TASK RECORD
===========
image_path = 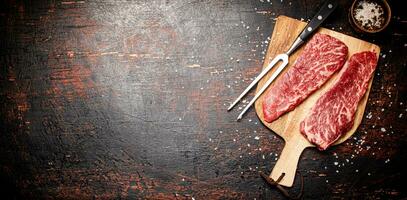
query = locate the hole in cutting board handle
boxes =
[270,138,308,187]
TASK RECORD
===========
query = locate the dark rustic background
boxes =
[0,0,405,199]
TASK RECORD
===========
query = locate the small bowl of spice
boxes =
[349,0,391,33]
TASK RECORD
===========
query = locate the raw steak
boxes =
[300,51,378,150]
[262,33,348,123]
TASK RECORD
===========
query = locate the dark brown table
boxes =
[1,0,405,199]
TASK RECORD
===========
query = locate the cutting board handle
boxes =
[270,137,308,187]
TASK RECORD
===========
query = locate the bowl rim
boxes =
[350,0,391,33]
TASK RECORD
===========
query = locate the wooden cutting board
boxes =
[254,16,380,187]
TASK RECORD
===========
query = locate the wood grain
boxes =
[254,16,380,187]
[0,0,405,199]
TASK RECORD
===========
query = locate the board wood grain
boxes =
[254,16,380,187]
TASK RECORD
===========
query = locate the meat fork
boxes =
[227,0,338,120]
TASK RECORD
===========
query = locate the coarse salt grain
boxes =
[354,1,385,30]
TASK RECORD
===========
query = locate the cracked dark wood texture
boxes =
[0,0,405,199]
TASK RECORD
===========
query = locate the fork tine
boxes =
[228,55,283,111]
[237,54,288,120]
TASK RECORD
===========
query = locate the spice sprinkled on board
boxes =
[353,0,386,31]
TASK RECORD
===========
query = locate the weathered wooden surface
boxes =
[0,0,405,199]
